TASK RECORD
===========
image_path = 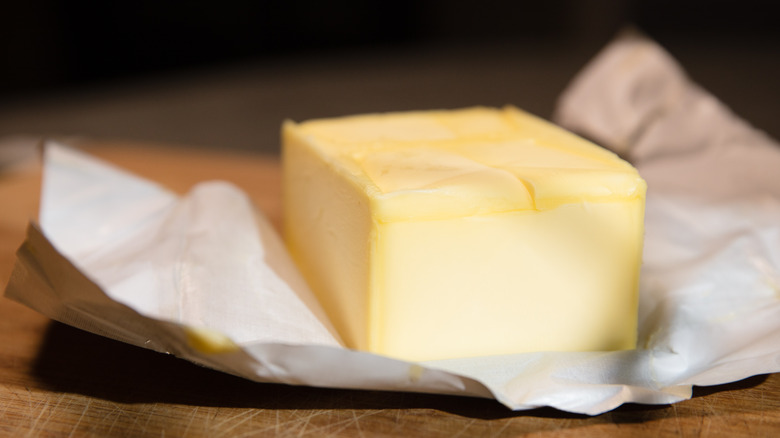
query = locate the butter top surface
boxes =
[289,106,645,221]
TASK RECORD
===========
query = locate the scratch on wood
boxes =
[183,406,200,437]
[219,409,262,437]
[323,409,382,437]
[295,409,313,437]
[252,409,328,437]
[321,411,360,436]
[491,416,514,438]
[68,397,90,438]
[270,409,319,437]
[352,410,364,438]
[27,392,59,433]
[451,418,477,438]
[671,403,683,436]
[102,400,146,435]
[203,407,262,437]
[262,409,314,436]
[275,408,285,436]
[106,402,123,436]
[140,402,159,435]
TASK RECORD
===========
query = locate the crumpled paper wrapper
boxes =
[5,34,780,415]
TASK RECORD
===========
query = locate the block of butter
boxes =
[282,106,646,362]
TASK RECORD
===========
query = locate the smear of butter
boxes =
[185,326,240,354]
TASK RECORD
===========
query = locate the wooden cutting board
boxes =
[1,141,778,436]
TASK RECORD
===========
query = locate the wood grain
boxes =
[1,142,779,437]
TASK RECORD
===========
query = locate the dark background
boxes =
[1,0,778,151]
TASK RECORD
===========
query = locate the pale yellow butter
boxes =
[282,106,645,362]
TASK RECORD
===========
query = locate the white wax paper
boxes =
[5,34,780,415]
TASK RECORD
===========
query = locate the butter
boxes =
[282,106,646,362]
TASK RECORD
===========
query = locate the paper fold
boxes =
[5,34,780,415]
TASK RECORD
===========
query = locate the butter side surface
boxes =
[282,106,646,362]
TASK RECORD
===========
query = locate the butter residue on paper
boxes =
[186,326,240,354]
[283,106,646,362]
